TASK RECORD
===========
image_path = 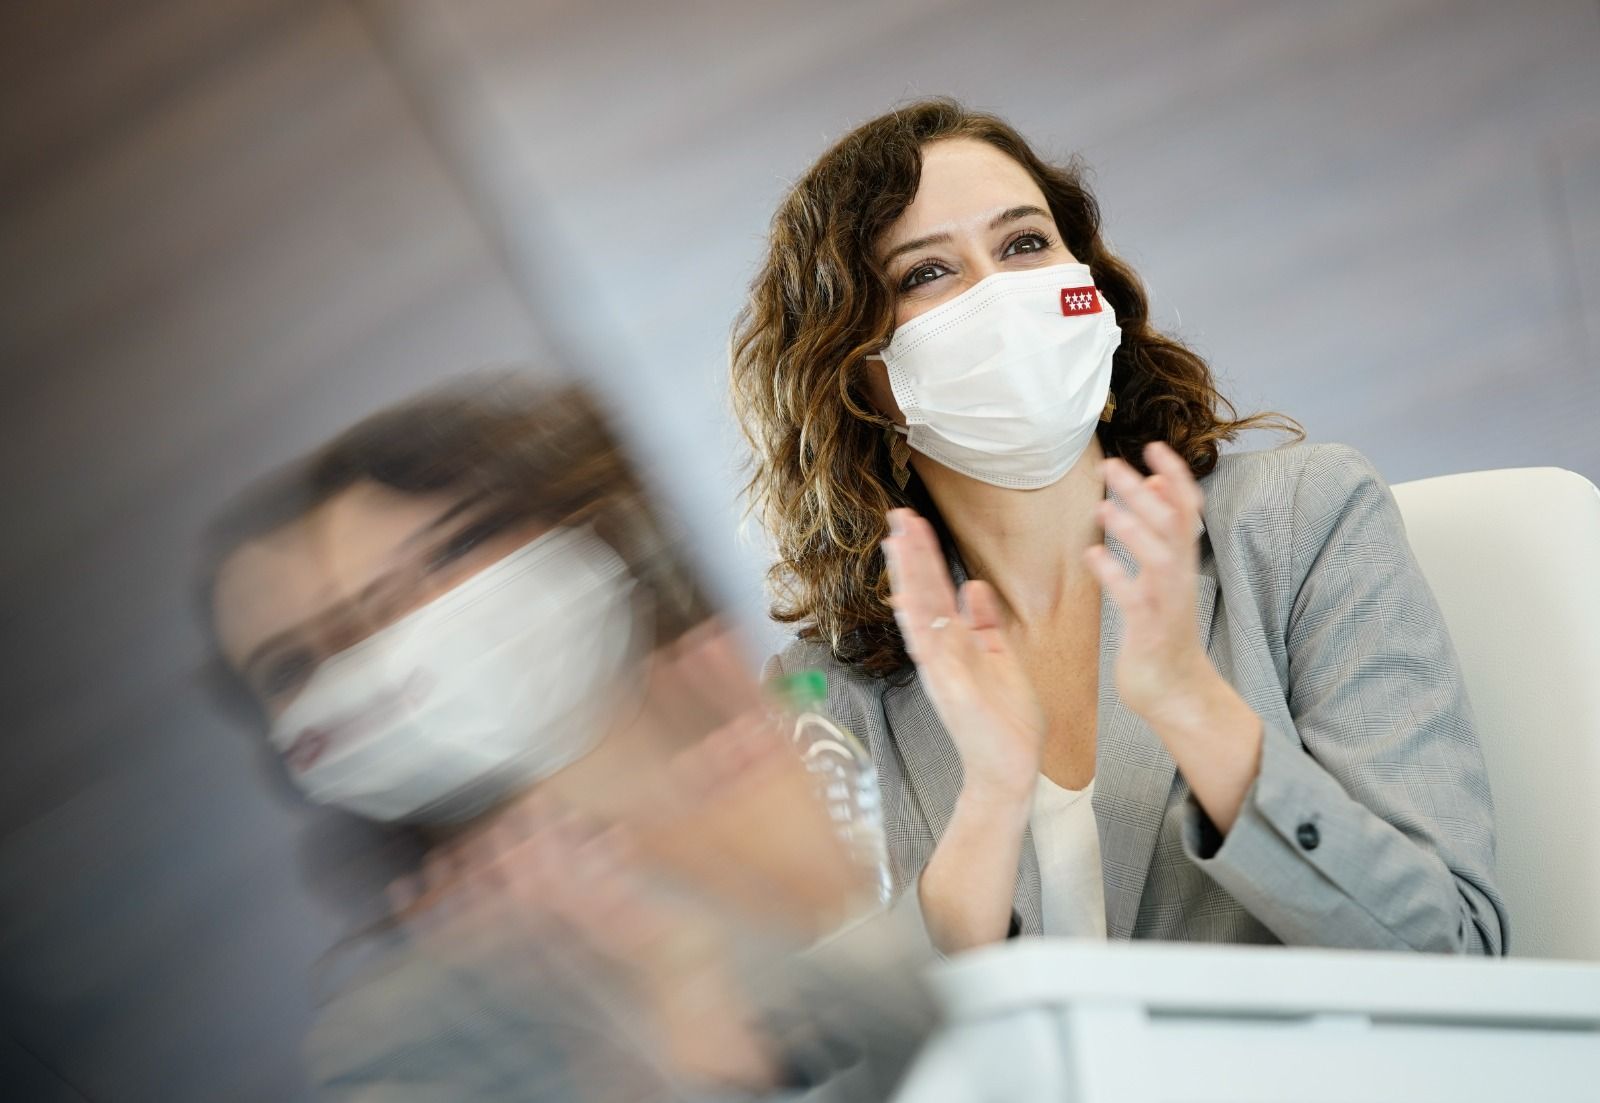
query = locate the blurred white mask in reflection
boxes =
[268,525,640,823]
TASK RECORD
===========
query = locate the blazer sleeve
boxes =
[1180,444,1508,955]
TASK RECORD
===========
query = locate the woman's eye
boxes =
[260,651,316,699]
[1003,231,1051,257]
[427,514,513,572]
[900,262,949,291]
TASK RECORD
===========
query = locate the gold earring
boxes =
[1100,390,1118,424]
[886,426,912,490]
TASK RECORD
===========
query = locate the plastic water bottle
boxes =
[771,670,893,911]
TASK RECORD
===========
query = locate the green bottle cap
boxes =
[772,670,828,712]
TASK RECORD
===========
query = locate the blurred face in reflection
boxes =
[213,481,550,720]
[211,482,658,825]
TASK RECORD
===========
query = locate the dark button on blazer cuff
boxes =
[1296,821,1321,851]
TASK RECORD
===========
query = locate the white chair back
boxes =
[1391,467,1600,960]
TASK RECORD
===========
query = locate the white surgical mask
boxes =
[872,262,1120,489]
[268,525,641,824]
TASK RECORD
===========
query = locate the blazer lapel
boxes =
[1094,521,1219,940]
[881,670,964,869]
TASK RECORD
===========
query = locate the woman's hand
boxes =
[882,508,1046,801]
[394,797,782,1092]
[1085,441,1263,833]
[644,702,870,939]
[1085,441,1216,722]
[883,508,1044,950]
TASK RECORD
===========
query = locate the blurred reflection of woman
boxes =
[201,377,926,1102]
[732,99,1506,957]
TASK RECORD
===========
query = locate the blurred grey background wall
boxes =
[1,1,1596,1098]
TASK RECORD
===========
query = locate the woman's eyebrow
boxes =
[241,631,303,684]
[990,204,1050,229]
[882,231,953,267]
[398,493,490,550]
[882,205,1053,267]
[239,503,490,676]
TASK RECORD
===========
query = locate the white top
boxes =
[1030,773,1107,939]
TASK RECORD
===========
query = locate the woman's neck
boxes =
[914,439,1106,628]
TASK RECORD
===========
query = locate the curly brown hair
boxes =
[730,98,1300,677]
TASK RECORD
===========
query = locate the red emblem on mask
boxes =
[1060,286,1100,316]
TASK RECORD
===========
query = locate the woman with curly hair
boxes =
[732,99,1505,957]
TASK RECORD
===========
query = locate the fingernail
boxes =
[888,511,905,537]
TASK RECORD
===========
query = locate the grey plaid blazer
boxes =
[768,443,1507,954]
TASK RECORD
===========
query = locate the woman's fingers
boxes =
[696,710,789,788]
[566,829,637,918]
[958,580,1008,656]
[1102,457,1182,538]
[1098,498,1173,573]
[884,508,962,663]
[1097,449,1204,605]
[667,618,766,722]
[575,828,681,952]
[1143,441,1204,515]
[1084,543,1141,613]
[886,510,959,617]
[639,620,763,756]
